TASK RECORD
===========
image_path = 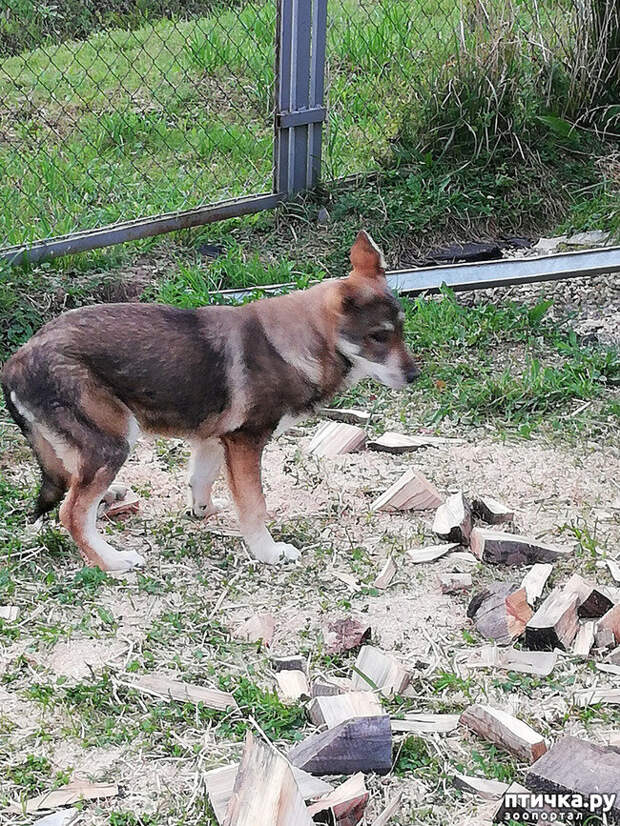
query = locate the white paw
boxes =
[107,550,146,572]
[251,542,301,565]
[190,498,225,519]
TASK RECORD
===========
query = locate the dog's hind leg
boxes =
[187,437,225,518]
[59,437,145,572]
[221,433,300,565]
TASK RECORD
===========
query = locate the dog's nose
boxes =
[406,365,421,383]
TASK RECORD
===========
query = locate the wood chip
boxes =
[467,583,532,645]
[562,573,614,619]
[453,774,509,800]
[440,573,472,594]
[460,704,547,763]
[288,715,392,776]
[306,772,369,823]
[100,489,139,518]
[310,677,351,697]
[0,606,19,621]
[606,559,620,584]
[525,587,579,651]
[433,493,472,545]
[571,621,596,657]
[471,496,515,525]
[318,408,370,425]
[520,564,553,606]
[470,529,570,565]
[32,812,79,826]
[525,737,620,820]
[129,674,238,711]
[272,655,306,673]
[350,645,410,697]
[308,691,385,729]
[276,670,310,703]
[13,782,118,815]
[390,713,460,734]
[371,469,443,512]
[573,688,620,707]
[597,604,620,643]
[307,422,366,457]
[373,557,397,589]
[369,792,403,826]
[323,617,371,654]
[223,731,313,826]
[367,431,459,453]
[234,613,276,646]
[205,762,332,824]
[408,543,458,564]
[459,646,557,677]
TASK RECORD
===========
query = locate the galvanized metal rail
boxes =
[214,245,620,301]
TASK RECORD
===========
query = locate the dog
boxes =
[2,230,419,571]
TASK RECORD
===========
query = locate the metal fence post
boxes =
[274,0,328,195]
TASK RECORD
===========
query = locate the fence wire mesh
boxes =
[0,1,276,249]
[322,0,619,179]
[1,0,617,254]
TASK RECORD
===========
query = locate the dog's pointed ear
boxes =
[349,230,386,281]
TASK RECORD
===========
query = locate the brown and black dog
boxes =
[2,231,419,570]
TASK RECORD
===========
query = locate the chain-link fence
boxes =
[1,0,618,261]
[0,0,277,252]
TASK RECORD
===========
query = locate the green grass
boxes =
[2,0,616,251]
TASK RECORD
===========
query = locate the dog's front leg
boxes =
[221,433,300,564]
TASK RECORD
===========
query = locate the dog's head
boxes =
[337,230,420,389]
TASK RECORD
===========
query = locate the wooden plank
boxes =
[223,732,313,826]
[408,543,458,564]
[318,408,370,426]
[350,645,410,697]
[129,674,238,711]
[520,564,553,606]
[390,714,459,734]
[433,493,472,544]
[453,774,509,800]
[525,737,620,820]
[373,557,397,589]
[310,677,351,697]
[288,715,392,776]
[307,422,366,457]
[306,773,368,823]
[276,670,310,703]
[323,617,371,654]
[525,587,579,651]
[308,692,384,728]
[234,613,276,646]
[471,496,514,525]
[205,763,332,824]
[470,529,570,565]
[440,573,472,594]
[12,782,118,815]
[460,704,547,763]
[572,621,596,657]
[371,470,444,512]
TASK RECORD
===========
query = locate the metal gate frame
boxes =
[0,0,328,268]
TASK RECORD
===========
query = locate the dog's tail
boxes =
[2,375,68,520]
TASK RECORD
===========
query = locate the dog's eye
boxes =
[369,329,390,343]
